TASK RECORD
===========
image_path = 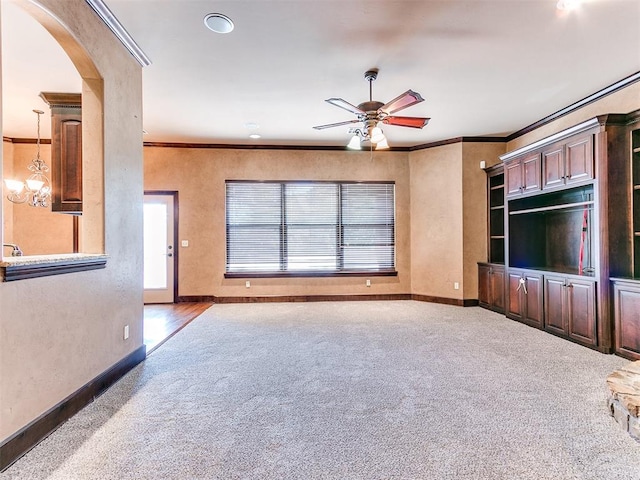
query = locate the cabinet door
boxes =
[505,159,523,197]
[491,267,505,312]
[507,272,523,319]
[567,280,596,345]
[614,281,640,360]
[55,115,83,211]
[567,279,596,346]
[523,273,543,328]
[542,144,564,190]
[478,264,490,307]
[565,135,594,185]
[544,275,567,335]
[522,153,541,194]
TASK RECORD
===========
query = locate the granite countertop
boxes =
[0,253,109,267]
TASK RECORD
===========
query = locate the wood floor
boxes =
[143,302,213,354]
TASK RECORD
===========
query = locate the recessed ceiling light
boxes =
[204,13,234,34]
[249,134,261,139]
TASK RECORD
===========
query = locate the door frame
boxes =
[144,190,179,303]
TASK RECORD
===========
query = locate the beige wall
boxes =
[0,0,143,442]
[144,147,412,297]
[409,143,464,299]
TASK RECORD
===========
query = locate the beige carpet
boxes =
[2,301,639,480]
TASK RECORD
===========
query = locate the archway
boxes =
[1,0,105,256]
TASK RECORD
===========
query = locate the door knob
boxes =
[167,253,173,257]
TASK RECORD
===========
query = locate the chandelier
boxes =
[4,109,51,207]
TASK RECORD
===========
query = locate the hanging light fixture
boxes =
[4,109,51,207]
[347,120,389,151]
[347,134,362,150]
[369,126,385,144]
[375,137,389,150]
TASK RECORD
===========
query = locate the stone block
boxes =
[607,361,640,441]
[629,415,640,442]
[610,398,629,432]
[621,360,640,376]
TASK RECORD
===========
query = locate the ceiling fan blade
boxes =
[325,98,365,115]
[312,119,360,130]
[382,116,430,129]
[379,90,424,115]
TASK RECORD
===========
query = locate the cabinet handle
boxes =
[516,277,528,295]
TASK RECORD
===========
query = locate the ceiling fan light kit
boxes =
[314,69,430,149]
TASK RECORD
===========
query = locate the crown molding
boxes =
[500,117,600,162]
[85,0,151,67]
[143,141,411,152]
[410,136,506,151]
[506,71,640,142]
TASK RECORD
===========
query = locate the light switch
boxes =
[181,240,189,247]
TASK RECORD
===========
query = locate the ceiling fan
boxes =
[313,69,430,150]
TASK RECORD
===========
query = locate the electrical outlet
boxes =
[181,240,189,247]
[366,279,371,287]
[123,325,129,340]
[245,280,251,288]
[454,282,460,290]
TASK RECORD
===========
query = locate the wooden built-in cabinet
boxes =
[479,111,640,354]
[544,274,596,347]
[478,165,505,315]
[506,269,543,328]
[632,127,640,278]
[612,278,640,360]
[610,121,640,360]
[486,165,505,264]
[39,92,82,214]
[495,112,640,353]
[478,263,505,313]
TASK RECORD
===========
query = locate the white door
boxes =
[144,194,175,303]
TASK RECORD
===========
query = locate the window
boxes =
[225,181,395,276]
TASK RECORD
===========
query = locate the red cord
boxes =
[579,207,588,274]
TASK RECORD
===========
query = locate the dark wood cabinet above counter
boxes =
[541,134,594,190]
[505,152,540,197]
[39,92,82,214]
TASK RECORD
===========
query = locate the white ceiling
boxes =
[2,0,639,147]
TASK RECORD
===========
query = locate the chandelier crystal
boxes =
[4,109,51,207]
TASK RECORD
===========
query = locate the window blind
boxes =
[226,181,395,275]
